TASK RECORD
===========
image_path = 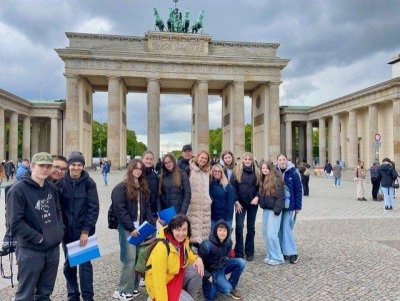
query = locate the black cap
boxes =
[182,144,192,152]
[68,151,85,166]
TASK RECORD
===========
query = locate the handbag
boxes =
[393,178,399,189]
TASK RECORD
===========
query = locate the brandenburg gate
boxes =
[56,31,288,169]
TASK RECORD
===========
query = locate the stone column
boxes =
[269,82,281,160]
[196,80,209,152]
[107,77,122,169]
[50,118,59,155]
[331,113,340,163]
[0,107,4,160]
[285,121,292,159]
[306,121,313,164]
[319,118,326,166]
[65,75,79,156]
[232,81,245,156]
[147,78,160,160]
[31,119,39,155]
[393,98,400,171]
[368,105,378,163]
[298,123,305,161]
[9,112,18,162]
[348,110,358,168]
[22,116,31,159]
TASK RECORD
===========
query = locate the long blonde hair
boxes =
[232,152,261,185]
[210,164,229,188]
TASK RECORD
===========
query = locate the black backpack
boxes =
[108,203,118,229]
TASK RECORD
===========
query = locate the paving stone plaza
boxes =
[1,170,400,301]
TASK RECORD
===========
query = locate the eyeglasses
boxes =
[53,166,68,172]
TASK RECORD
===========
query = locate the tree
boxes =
[209,128,222,155]
[245,124,252,152]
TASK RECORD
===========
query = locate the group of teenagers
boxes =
[4,144,302,301]
[110,145,302,301]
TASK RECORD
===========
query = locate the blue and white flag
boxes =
[66,235,101,267]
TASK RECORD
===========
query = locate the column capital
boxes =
[233,80,244,86]
[269,81,282,87]
[146,77,160,82]
[393,97,400,103]
[64,74,78,79]
[108,76,121,80]
[197,79,208,85]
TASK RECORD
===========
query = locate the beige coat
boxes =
[187,160,212,244]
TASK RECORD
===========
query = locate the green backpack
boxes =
[135,238,170,277]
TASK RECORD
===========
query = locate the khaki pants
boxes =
[357,179,366,198]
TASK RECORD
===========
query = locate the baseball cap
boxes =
[31,152,53,165]
[182,144,192,152]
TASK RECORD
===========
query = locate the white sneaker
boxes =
[263,258,282,265]
[113,291,133,301]
[139,278,145,287]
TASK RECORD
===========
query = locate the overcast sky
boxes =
[1,0,400,153]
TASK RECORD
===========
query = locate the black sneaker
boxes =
[284,255,290,261]
[245,255,254,262]
[390,206,393,210]
[385,206,389,211]
[362,197,367,201]
[289,254,299,264]
[357,198,362,201]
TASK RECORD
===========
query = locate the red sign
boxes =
[374,133,381,141]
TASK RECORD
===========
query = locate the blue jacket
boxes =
[277,163,302,211]
[378,163,398,188]
[16,163,30,181]
[102,163,110,174]
[209,180,235,222]
[57,170,100,243]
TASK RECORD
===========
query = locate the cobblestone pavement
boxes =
[1,171,400,300]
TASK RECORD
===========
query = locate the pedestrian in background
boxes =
[378,158,398,210]
[0,164,4,197]
[369,160,381,201]
[298,160,311,196]
[58,152,99,301]
[276,154,302,264]
[102,160,110,186]
[177,144,193,177]
[333,160,342,187]
[230,152,260,261]
[258,161,285,265]
[354,160,367,201]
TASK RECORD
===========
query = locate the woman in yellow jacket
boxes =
[145,214,204,301]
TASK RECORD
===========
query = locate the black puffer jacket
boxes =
[258,180,285,215]
[10,177,65,251]
[57,170,99,243]
[145,166,159,213]
[158,170,191,214]
[378,163,398,188]
[230,166,259,204]
[198,219,232,279]
[111,181,153,232]
[177,157,191,177]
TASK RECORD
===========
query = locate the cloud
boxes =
[74,17,114,34]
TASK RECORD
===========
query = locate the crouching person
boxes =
[145,214,204,301]
[10,152,65,301]
[199,220,245,300]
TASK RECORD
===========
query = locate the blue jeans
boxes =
[63,244,94,301]
[381,186,395,207]
[234,203,258,258]
[262,209,284,263]
[279,210,298,256]
[117,223,138,293]
[335,177,341,186]
[202,258,245,300]
[102,173,108,185]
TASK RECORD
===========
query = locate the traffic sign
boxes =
[374,133,381,141]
